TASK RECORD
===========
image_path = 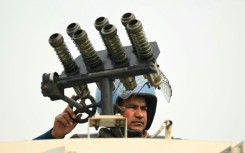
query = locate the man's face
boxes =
[121,96,147,133]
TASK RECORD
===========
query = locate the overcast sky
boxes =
[0,0,244,142]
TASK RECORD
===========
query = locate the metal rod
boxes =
[62,95,83,110]
[101,78,113,115]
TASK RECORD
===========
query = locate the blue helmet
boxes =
[95,75,157,130]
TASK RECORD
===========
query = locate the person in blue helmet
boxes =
[95,77,157,138]
[33,76,157,139]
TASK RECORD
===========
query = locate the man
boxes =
[34,77,157,139]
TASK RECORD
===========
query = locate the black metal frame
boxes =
[41,41,160,116]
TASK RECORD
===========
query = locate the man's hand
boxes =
[51,105,81,138]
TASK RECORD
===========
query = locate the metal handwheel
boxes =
[70,95,97,123]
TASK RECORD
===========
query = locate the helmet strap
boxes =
[114,104,125,114]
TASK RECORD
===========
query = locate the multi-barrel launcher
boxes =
[41,12,172,124]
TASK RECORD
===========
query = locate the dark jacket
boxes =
[33,129,55,140]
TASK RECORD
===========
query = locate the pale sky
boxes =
[0,0,244,142]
